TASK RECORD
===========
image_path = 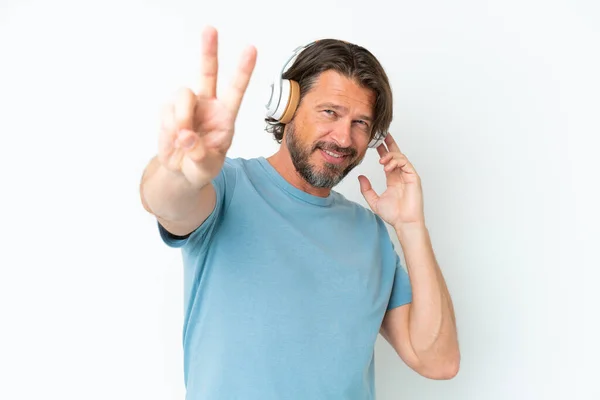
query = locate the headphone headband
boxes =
[281,42,317,78]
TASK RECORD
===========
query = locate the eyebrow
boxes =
[315,102,373,122]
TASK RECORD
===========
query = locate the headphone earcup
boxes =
[279,80,300,124]
[368,131,387,148]
[265,78,282,119]
[265,79,300,124]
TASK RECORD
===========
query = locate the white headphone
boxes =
[264,41,388,149]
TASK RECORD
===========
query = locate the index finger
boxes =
[376,143,388,158]
[198,26,218,98]
[222,45,257,116]
[384,132,402,153]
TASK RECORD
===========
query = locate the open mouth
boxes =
[319,148,348,165]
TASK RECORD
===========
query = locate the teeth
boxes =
[324,150,342,158]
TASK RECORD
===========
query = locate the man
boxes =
[140,26,460,399]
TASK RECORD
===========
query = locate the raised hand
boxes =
[158,26,257,189]
[358,133,425,229]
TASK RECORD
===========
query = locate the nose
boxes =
[329,121,352,148]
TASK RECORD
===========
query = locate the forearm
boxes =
[140,156,215,229]
[395,223,459,360]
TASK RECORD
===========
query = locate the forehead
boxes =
[304,70,375,115]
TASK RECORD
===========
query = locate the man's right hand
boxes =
[158,26,257,189]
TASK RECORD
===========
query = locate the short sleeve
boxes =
[387,251,413,310]
[157,158,238,250]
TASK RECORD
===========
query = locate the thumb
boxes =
[176,129,208,163]
[358,175,379,212]
[176,129,197,149]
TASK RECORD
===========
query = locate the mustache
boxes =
[313,141,357,157]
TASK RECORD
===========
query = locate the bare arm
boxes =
[140,155,216,237]
[380,224,459,380]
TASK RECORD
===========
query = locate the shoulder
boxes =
[212,156,270,199]
[221,156,263,174]
[331,190,389,232]
[221,156,245,170]
[209,156,261,202]
[216,156,259,181]
[330,191,397,257]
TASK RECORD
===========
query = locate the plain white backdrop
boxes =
[1,0,599,399]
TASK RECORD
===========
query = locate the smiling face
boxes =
[284,70,376,189]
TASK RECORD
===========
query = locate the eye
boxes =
[323,109,336,116]
[354,120,370,130]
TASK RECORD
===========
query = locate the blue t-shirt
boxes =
[158,156,412,400]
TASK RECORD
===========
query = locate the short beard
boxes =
[286,122,362,189]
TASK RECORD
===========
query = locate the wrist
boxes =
[394,220,428,243]
[393,220,427,233]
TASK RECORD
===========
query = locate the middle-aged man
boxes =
[140,25,460,400]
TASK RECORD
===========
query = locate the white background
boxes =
[1,0,599,399]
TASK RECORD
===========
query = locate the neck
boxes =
[266,144,332,198]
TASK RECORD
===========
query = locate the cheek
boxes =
[315,126,334,140]
[300,122,330,145]
[304,113,332,135]
[356,134,371,150]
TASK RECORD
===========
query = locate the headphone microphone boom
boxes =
[264,41,388,149]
